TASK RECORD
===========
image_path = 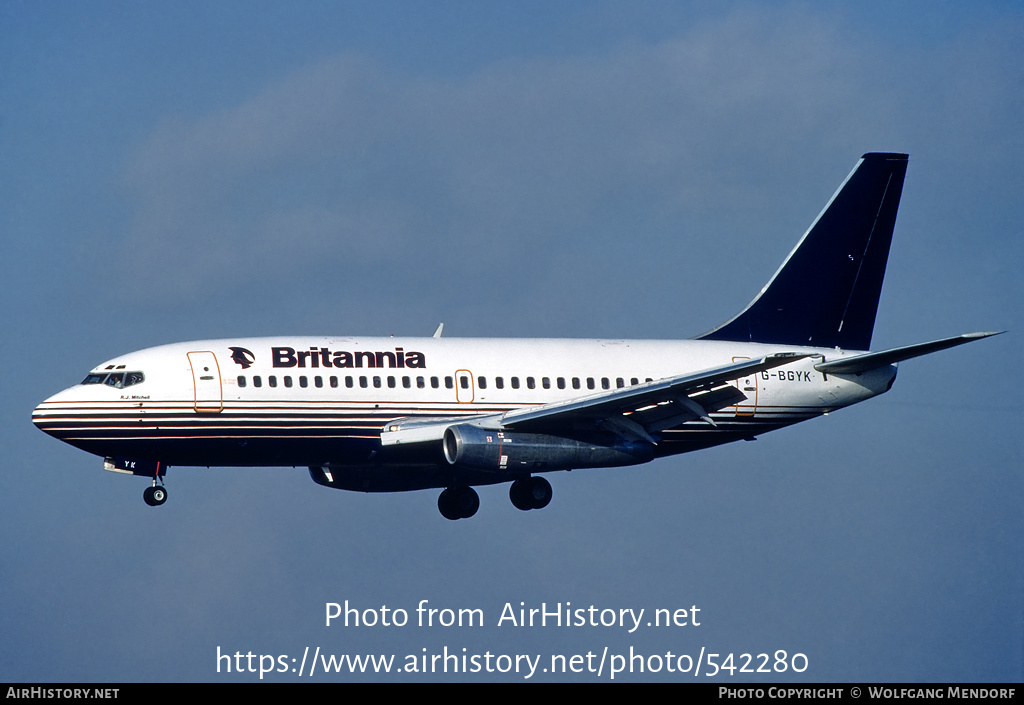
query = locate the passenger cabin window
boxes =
[210,368,654,396]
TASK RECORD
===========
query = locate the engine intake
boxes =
[442,424,653,472]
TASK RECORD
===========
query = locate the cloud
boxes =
[115,5,1022,336]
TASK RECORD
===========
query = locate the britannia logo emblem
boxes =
[229,347,256,369]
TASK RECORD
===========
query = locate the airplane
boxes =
[32,152,1000,519]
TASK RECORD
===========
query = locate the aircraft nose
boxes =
[32,402,52,436]
[32,389,71,438]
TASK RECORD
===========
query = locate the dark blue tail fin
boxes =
[699,152,909,350]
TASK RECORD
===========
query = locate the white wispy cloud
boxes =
[115,5,1021,336]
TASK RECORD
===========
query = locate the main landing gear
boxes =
[438,486,479,520]
[509,476,552,512]
[143,480,167,507]
[437,476,553,520]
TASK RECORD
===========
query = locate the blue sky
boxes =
[2,1,1021,682]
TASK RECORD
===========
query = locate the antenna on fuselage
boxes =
[433,323,444,338]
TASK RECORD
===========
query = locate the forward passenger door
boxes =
[187,351,223,412]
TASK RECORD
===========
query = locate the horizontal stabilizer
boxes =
[814,331,1002,375]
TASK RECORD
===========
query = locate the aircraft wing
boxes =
[381,352,807,446]
[500,352,806,441]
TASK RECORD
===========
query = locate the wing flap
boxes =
[629,385,747,432]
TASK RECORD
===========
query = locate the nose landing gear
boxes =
[103,457,169,506]
[143,481,167,506]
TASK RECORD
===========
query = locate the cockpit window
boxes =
[81,371,145,388]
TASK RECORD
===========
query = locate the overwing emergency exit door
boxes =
[455,369,475,403]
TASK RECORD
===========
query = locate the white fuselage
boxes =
[33,336,896,490]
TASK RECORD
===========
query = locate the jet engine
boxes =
[441,423,653,473]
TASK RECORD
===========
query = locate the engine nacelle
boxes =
[442,424,653,473]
